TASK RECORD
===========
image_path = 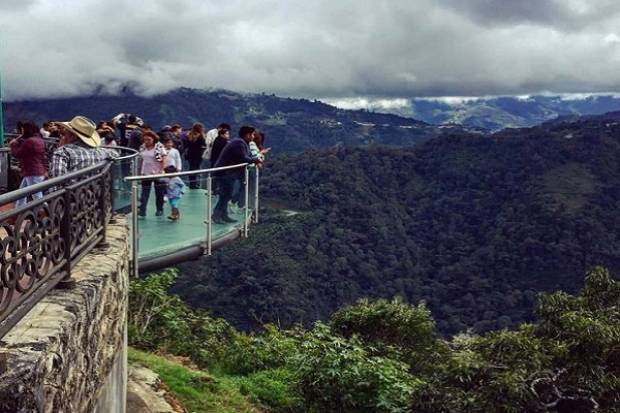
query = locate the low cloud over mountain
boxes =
[2,0,620,100]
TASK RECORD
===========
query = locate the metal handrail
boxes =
[0,161,109,204]
[123,162,250,181]
[102,145,139,161]
[0,160,114,339]
[0,144,138,204]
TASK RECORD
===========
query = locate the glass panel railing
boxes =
[125,163,257,276]
[103,146,140,212]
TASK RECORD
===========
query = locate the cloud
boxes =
[2,0,620,100]
[435,0,620,30]
[0,0,37,11]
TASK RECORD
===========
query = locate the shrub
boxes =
[330,297,440,370]
[237,368,303,412]
[128,269,234,367]
[219,324,301,375]
[295,322,423,413]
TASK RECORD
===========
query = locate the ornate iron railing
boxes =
[0,148,8,193]
[0,158,121,339]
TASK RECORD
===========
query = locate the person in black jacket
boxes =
[210,127,230,166]
[212,126,261,223]
[209,127,231,196]
[184,123,207,189]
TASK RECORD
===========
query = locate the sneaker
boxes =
[212,216,226,224]
[138,211,146,217]
[222,215,237,223]
[155,210,164,217]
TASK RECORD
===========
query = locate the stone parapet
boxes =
[0,216,129,413]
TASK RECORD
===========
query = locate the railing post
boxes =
[60,189,73,284]
[254,167,259,224]
[243,165,249,238]
[131,180,139,278]
[99,169,110,246]
[206,173,213,255]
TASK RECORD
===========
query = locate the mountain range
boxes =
[402,95,620,130]
[3,88,482,153]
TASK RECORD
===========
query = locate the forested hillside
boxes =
[173,119,620,335]
[4,88,480,153]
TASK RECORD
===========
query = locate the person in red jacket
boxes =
[9,120,47,207]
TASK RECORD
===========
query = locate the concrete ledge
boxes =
[0,217,129,413]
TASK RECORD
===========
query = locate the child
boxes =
[164,165,185,221]
[163,137,182,171]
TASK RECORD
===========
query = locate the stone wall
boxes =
[0,217,129,413]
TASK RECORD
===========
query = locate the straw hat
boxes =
[59,116,101,147]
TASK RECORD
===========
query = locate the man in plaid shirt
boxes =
[49,116,116,177]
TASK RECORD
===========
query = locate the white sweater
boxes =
[165,148,183,171]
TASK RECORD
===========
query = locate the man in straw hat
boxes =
[49,115,115,177]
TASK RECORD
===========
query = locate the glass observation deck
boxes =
[1,144,260,276]
[123,163,259,275]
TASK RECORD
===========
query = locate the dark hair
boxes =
[238,125,255,139]
[102,131,116,143]
[218,123,231,131]
[128,115,137,123]
[20,120,40,139]
[162,137,173,145]
[142,131,159,143]
[171,124,182,131]
[164,165,177,173]
[188,123,205,142]
[254,130,266,150]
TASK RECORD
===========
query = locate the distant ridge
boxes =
[372,95,620,131]
[4,88,482,153]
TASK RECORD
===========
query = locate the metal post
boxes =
[0,67,4,146]
[243,166,249,238]
[131,180,139,278]
[61,190,73,279]
[99,171,109,246]
[206,173,212,255]
[253,167,260,224]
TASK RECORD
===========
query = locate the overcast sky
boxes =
[2,0,620,100]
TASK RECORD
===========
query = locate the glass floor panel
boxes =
[129,189,251,259]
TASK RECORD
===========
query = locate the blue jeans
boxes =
[15,176,45,207]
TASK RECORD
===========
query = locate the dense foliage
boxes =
[174,119,620,334]
[5,88,474,154]
[130,268,620,412]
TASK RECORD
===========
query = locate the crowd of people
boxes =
[7,113,269,224]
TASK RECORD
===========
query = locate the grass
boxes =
[128,348,263,413]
